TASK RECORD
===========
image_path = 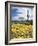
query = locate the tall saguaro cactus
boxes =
[27,10,29,21]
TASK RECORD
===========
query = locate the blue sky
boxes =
[11,6,33,21]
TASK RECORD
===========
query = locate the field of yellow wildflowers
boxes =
[10,23,33,39]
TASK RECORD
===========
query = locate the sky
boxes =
[11,6,33,21]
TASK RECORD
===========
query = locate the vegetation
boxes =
[10,22,33,39]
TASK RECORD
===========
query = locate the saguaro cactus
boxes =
[27,10,29,21]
